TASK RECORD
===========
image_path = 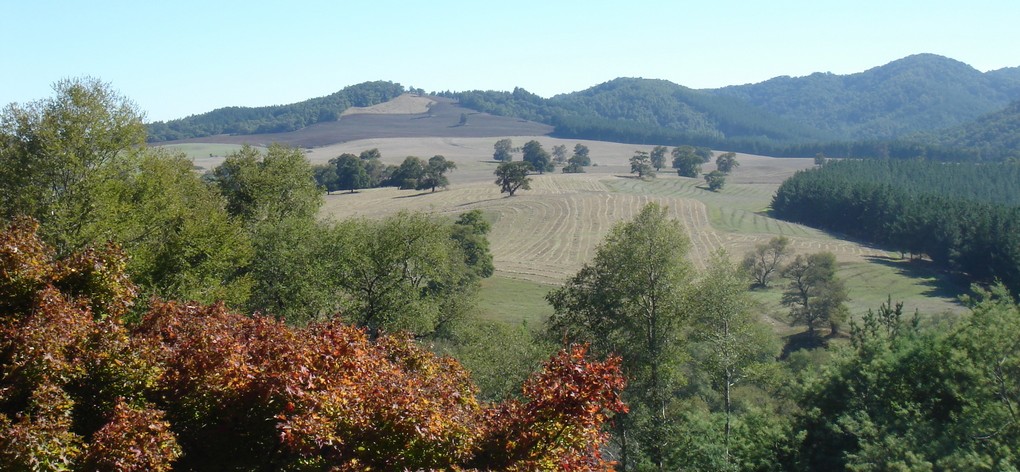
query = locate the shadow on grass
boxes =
[393,191,435,199]
[862,255,969,302]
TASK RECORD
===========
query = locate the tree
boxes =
[332,153,369,193]
[522,140,553,173]
[213,144,322,226]
[547,203,695,470]
[781,252,849,336]
[814,152,827,166]
[740,236,792,288]
[325,212,476,339]
[495,161,533,197]
[561,161,586,173]
[0,77,146,253]
[672,145,702,178]
[716,152,739,173]
[630,150,654,179]
[0,221,625,470]
[358,148,382,161]
[417,155,457,192]
[689,252,779,465]
[571,143,591,166]
[459,112,468,126]
[388,156,426,189]
[312,164,339,193]
[552,144,568,164]
[651,145,669,171]
[451,209,494,278]
[493,138,513,162]
[705,170,726,191]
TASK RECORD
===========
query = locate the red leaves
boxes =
[0,219,628,470]
[81,400,180,472]
[471,345,628,471]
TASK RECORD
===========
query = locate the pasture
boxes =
[316,136,967,321]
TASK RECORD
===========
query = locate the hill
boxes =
[159,97,552,148]
[146,81,407,142]
[453,79,826,145]
[712,54,1020,139]
[147,54,1020,156]
[935,100,1020,159]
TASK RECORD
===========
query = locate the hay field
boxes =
[319,137,966,317]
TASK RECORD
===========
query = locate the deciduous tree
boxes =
[547,203,694,470]
[522,140,553,173]
[630,150,655,179]
[493,138,513,162]
[672,145,702,178]
[651,145,669,171]
[716,152,739,173]
[705,170,726,191]
[741,236,791,288]
[495,161,533,196]
[781,252,849,336]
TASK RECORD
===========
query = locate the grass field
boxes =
[155,143,257,170]
[172,94,968,326]
[312,136,967,324]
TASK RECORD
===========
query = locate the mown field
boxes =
[313,136,968,326]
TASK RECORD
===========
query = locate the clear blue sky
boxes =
[3,0,1018,121]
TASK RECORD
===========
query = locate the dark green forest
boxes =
[772,159,1020,293]
[146,81,404,141]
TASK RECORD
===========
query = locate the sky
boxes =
[3,0,1018,122]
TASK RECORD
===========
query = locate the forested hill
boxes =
[146,81,404,142]
[935,100,1020,159]
[712,54,1020,139]
[452,78,828,145]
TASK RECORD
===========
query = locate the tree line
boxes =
[772,158,1020,293]
[146,81,405,141]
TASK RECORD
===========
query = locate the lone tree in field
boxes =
[494,161,533,196]
[782,252,849,336]
[630,150,654,179]
[493,138,513,162]
[651,145,669,171]
[417,155,457,192]
[716,152,739,173]
[522,140,553,174]
[705,170,726,191]
[741,236,792,288]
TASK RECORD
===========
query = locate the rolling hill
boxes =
[712,54,1020,139]
[146,54,1020,158]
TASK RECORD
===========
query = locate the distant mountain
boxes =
[147,81,405,142]
[146,54,1020,158]
[711,54,1020,139]
[453,78,826,146]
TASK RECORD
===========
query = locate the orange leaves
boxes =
[471,345,627,471]
[0,219,628,470]
[81,400,180,472]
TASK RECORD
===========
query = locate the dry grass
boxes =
[340,93,435,116]
[318,136,966,318]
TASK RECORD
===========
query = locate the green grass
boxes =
[154,143,257,167]
[475,276,556,326]
[606,177,818,236]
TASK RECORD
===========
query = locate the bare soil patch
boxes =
[164,97,553,149]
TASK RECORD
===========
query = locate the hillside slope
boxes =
[712,54,1020,139]
[162,97,552,148]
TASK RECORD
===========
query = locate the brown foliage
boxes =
[0,218,627,470]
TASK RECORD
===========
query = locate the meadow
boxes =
[312,136,967,327]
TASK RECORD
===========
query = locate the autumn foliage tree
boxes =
[0,218,626,470]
